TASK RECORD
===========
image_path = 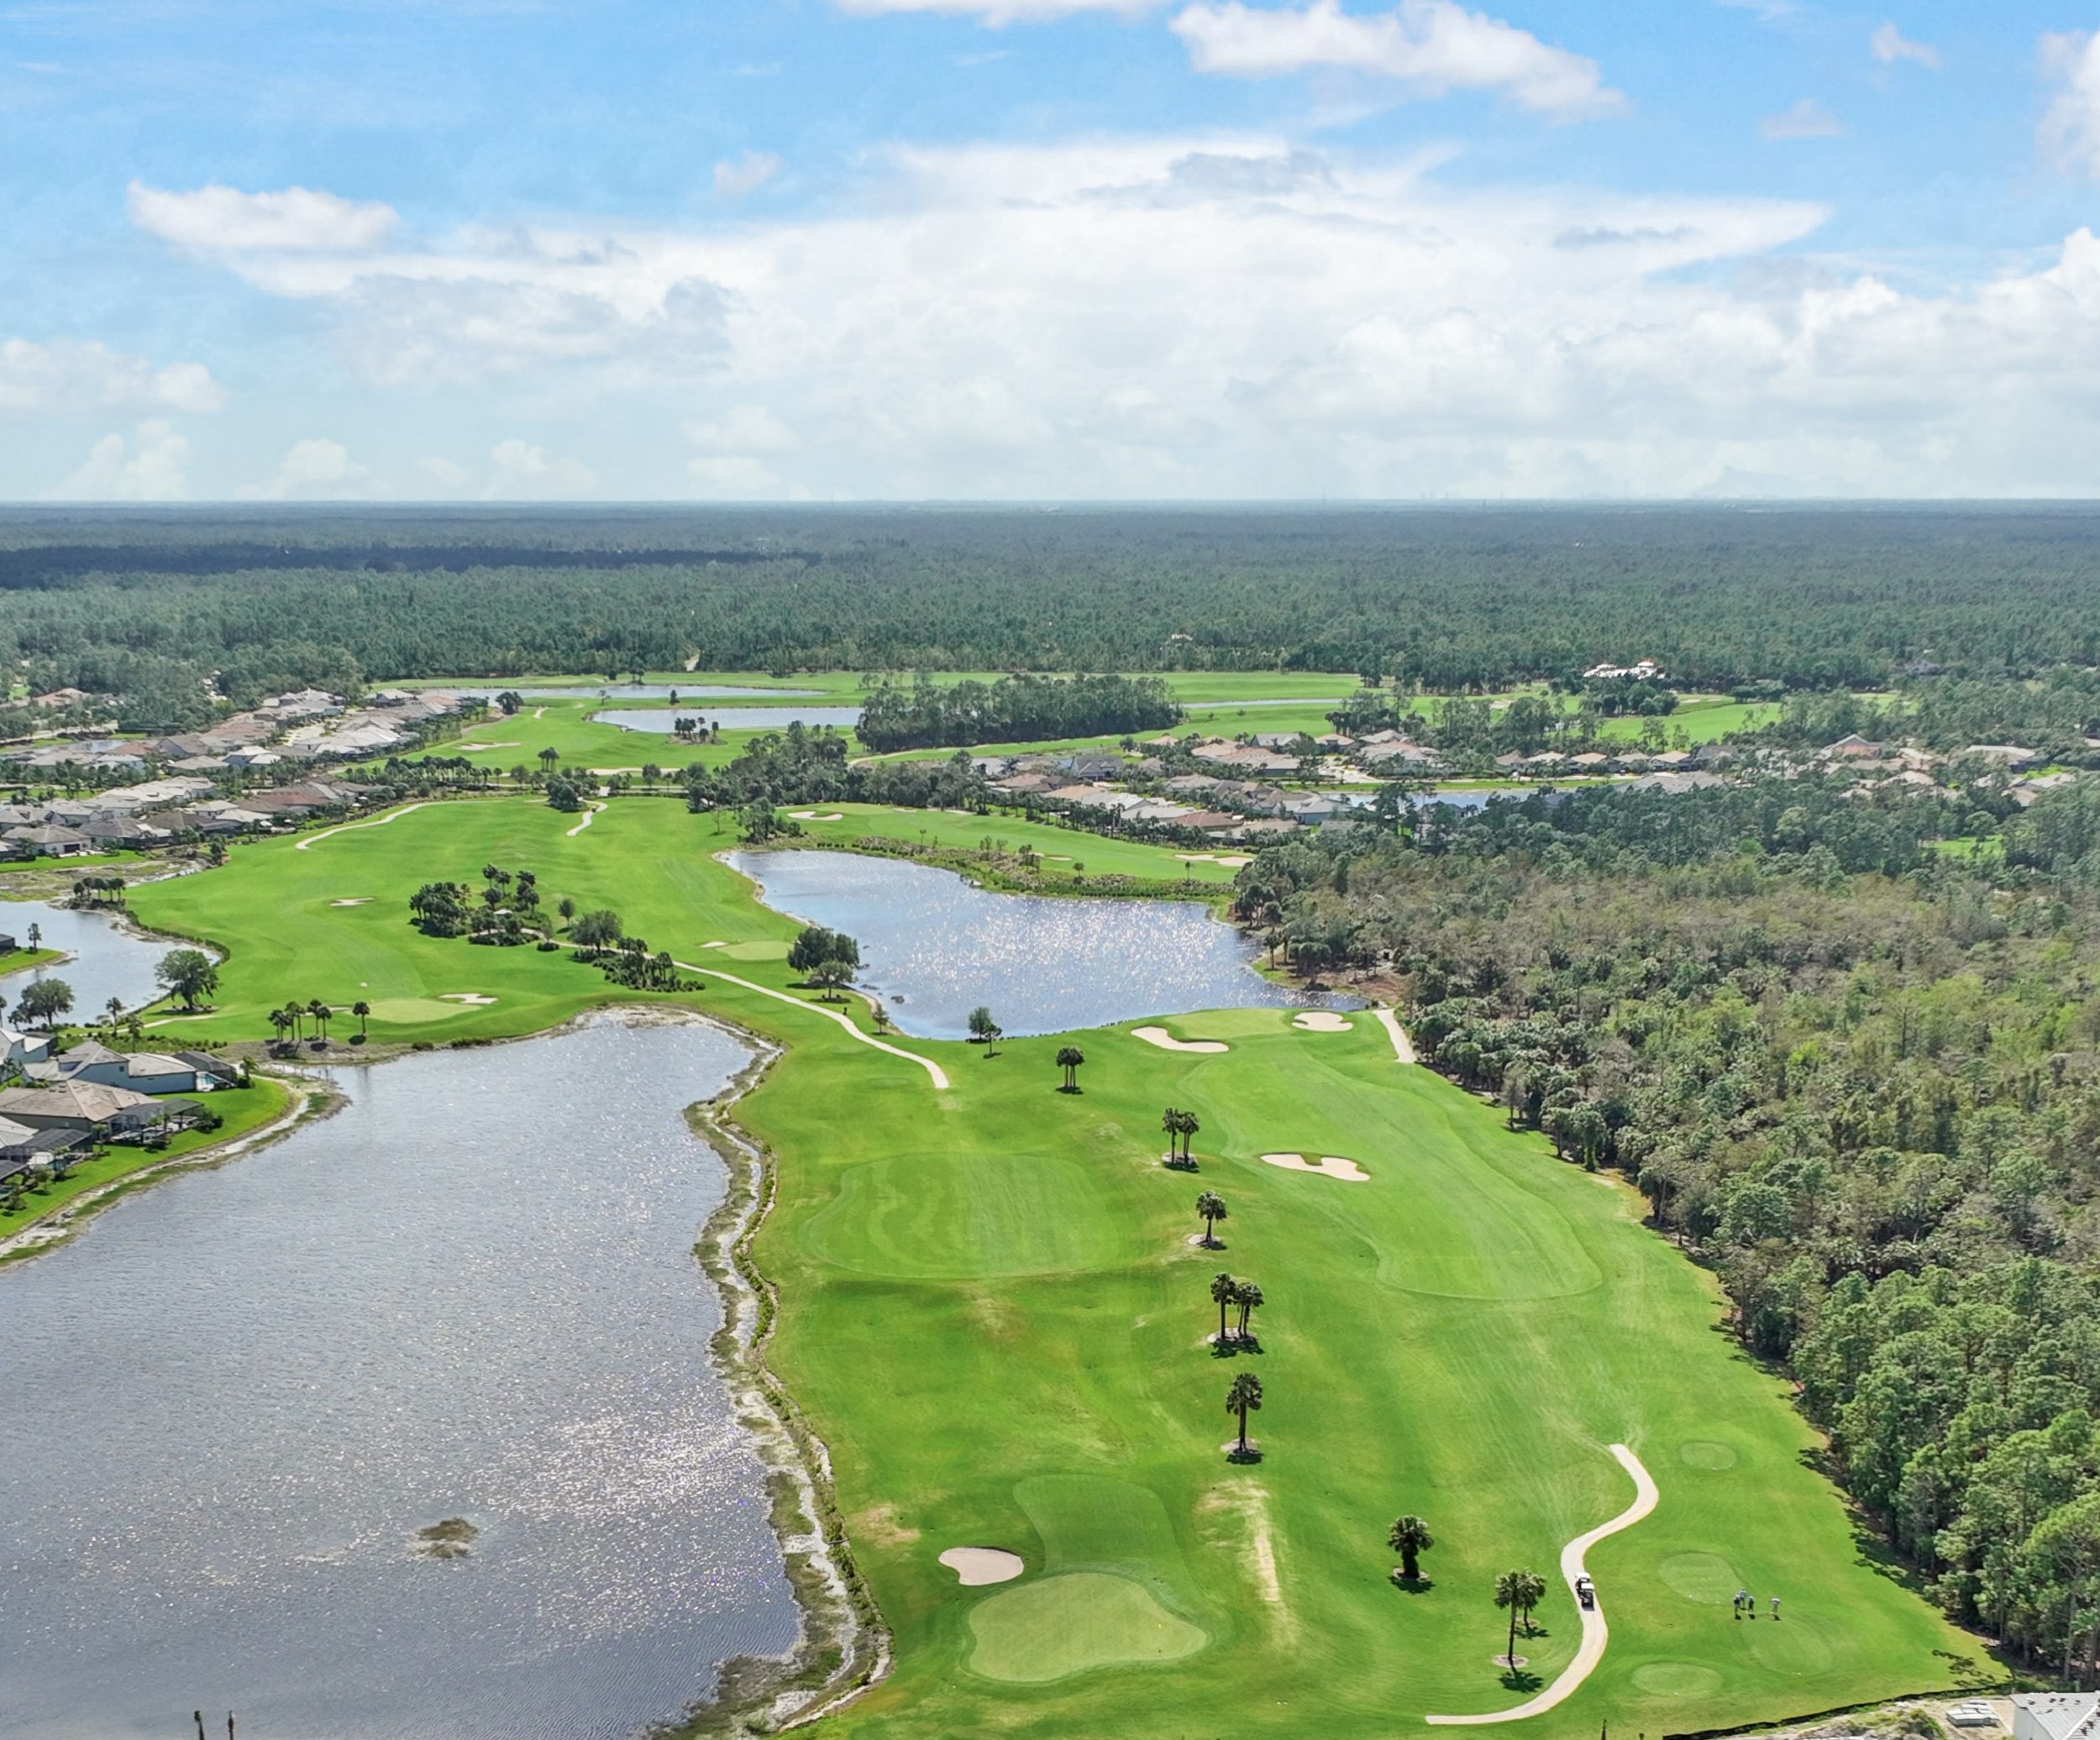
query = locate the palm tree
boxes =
[352,999,371,1039]
[968,1006,1001,1053]
[1055,1045,1084,1092]
[281,1000,304,1041]
[1178,1108,1201,1164]
[1226,1371,1263,1455]
[26,922,40,950]
[1195,1189,1227,1247]
[105,995,123,1030]
[538,747,559,773]
[1162,1105,1181,1161]
[1210,1271,1238,1344]
[268,1007,293,1049]
[1234,1279,1264,1341]
[307,998,332,1041]
[1389,1515,1434,1581]
[1494,1568,1546,1668]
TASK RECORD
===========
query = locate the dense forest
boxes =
[10,506,2100,725]
[1233,780,2100,1676]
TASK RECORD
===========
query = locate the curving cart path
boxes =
[1375,1007,1418,1063]
[1425,1444,1659,1727]
[668,958,951,1092]
[295,801,438,850]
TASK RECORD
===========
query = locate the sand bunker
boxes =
[940,1547,1026,1586]
[1291,1011,1352,1032]
[786,810,845,821]
[1132,1027,1229,1055]
[1174,852,1252,867]
[1261,1151,1369,1182]
[440,993,499,1006]
[328,898,374,908]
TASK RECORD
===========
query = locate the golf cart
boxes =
[1574,1574,1596,1611]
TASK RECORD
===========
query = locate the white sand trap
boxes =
[440,993,499,1005]
[1292,1011,1352,1032]
[1214,855,1252,867]
[1132,1026,1229,1054]
[1176,852,1221,862]
[787,810,845,821]
[1262,1151,1369,1182]
[939,1547,1025,1586]
[701,940,728,949]
[328,898,374,908]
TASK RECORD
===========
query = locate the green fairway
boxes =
[124,800,1988,1738]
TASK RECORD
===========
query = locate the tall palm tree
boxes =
[1515,1568,1546,1637]
[352,999,371,1039]
[1178,1108,1201,1164]
[1226,1371,1263,1454]
[268,1007,292,1048]
[1210,1271,1238,1344]
[1494,1568,1546,1667]
[1195,1189,1227,1246]
[1389,1515,1434,1581]
[1162,1105,1181,1161]
[1055,1046,1084,1092]
[1234,1279,1265,1341]
[307,998,332,1041]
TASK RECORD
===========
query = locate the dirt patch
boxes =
[854,1503,921,1548]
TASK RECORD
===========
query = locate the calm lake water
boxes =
[597,706,864,734]
[0,1016,798,1740]
[726,848,1343,1039]
[1,897,171,1017]
[459,684,824,702]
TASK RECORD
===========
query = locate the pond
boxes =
[0,1015,798,1740]
[726,848,1347,1040]
[1,897,173,1019]
[459,684,825,702]
[597,706,864,735]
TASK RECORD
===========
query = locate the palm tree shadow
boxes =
[1498,1668,1543,1694]
[1210,1335,1262,1359]
[1389,1574,1436,1594]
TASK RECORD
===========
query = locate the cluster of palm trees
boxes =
[1207,1270,1266,1348]
[1053,1046,1085,1092]
[267,998,373,1051]
[1160,1105,1200,1168]
[1494,1568,1549,1673]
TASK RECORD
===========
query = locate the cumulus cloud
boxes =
[1871,22,1940,69]
[2042,31,2100,180]
[237,436,370,500]
[52,420,192,500]
[485,438,596,499]
[129,140,2100,496]
[0,338,224,415]
[832,0,1159,20]
[128,181,400,251]
[1759,98,1845,140]
[1171,0,1622,116]
[713,150,783,199]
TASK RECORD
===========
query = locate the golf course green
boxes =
[124,797,1987,1737]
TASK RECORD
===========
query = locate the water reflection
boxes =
[727,849,1348,1040]
[0,1016,797,1740]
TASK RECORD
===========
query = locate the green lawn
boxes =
[123,799,1987,1737]
[0,1076,295,1241]
[1592,697,1780,744]
[780,804,1247,885]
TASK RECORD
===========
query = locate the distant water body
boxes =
[456,684,824,701]
[0,1017,797,1740]
[597,706,864,734]
[0,898,169,1016]
[727,848,1351,1039]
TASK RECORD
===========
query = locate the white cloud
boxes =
[713,150,783,199]
[832,0,1158,21]
[128,180,399,251]
[1759,98,1845,140]
[237,436,370,500]
[130,139,2100,497]
[484,438,596,499]
[0,338,224,415]
[1171,0,1622,117]
[2042,31,2100,180]
[52,419,191,500]
[1871,22,1940,69]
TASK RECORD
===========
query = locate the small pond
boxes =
[727,848,1348,1040]
[0,1015,798,1740]
[1,898,172,1019]
[597,706,864,735]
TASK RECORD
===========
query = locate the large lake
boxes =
[2,897,171,1018]
[597,706,864,734]
[726,848,1341,1039]
[0,1016,797,1740]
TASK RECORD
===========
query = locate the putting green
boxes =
[722,939,791,961]
[801,1154,1137,1280]
[1632,1661,1725,1697]
[1659,1552,1741,1605]
[1681,1440,1740,1470]
[365,996,474,1022]
[967,1572,1207,1683]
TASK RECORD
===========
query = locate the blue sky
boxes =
[3,0,2099,499]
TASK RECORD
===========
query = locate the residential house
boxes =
[2,1023,54,1067]
[104,1097,206,1140]
[3,824,93,858]
[0,1080,155,1131]
[1819,734,1887,760]
[2013,1692,2100,1740]
[28,1040,206,1095]
[1965,744,2040,771]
